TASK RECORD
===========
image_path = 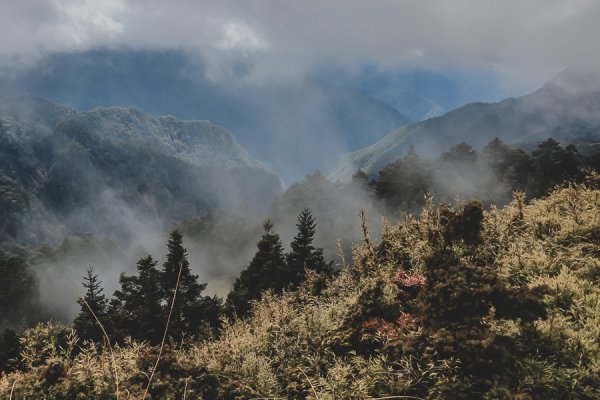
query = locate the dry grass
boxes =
[2,176,599,399]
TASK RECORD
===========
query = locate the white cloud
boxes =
[217,21,267,51]
[54,0,125,46]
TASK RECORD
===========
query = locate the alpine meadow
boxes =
[0,1,599,399]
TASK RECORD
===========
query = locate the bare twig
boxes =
[359,208,372,248]
[142,258,185,400]
[9,377,16,400]
[80,296,120,400]
[300,369,320,400]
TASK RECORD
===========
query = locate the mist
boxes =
[1,0,599,330]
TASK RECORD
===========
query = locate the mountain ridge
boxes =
[1,49,411,181]
[0,95,281,245]
[330,69,600,181]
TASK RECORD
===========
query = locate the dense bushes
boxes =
[2,174,598,398]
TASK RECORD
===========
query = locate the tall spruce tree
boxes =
[160,230,221,340]
[109,256,164,344]
[226,220,287,318]
[286,207,332,287]
[73,266,108,343]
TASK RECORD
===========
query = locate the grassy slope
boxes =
[2,175,599,399]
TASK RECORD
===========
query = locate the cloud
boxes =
[1,0,599,90]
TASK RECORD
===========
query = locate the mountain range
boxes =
[0,49,411,182]
[330,69,600,181]
[0,96,281,245]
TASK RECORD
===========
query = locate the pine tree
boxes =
[226,220,287,318]
[286,207,332,287]
[73,266,108,343]
[109,256,164,344]
[160,230,221,340]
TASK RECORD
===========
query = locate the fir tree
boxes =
[226,220,287,318]
[160,230,221,340]
[285,207,332,287]
[109,256,164,344]
[73,266,108,343]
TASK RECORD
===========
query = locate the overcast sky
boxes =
[1,0,598,91]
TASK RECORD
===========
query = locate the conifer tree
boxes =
[73,266,108,343]
[286,207,332,286]
[160,230,221,340]
[109,256,164,344]
[226,220,287,318]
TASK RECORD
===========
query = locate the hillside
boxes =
[2,175,598,399]
[331,69,600,181]
[0,96,281,245]
[1,49,411,181]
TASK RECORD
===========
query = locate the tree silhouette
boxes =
[226,220,287,318]
[160,230,221,341]
[73,266,108,343]
[286,207,332,286]
[109,256,164,344]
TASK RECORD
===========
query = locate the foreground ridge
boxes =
[2,175,599,399]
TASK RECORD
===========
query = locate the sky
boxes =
[1,0,599,93]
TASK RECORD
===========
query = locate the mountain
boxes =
[314,66,502,121]
[330,69,600,181]
[0,96,281,245]
[1,49,410,182]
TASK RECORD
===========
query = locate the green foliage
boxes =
[375,148,434,211]
[108,256,164,344]
[374,137,598,213]
[2,175,599,399]
[286,207,333,287]
[73,267,109,343]
[226,220,288,318]
[159,229,222,341]
[528,138,582,197]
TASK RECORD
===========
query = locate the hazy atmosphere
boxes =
[1,2,599,399]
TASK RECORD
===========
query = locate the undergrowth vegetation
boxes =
[1,174,599,399]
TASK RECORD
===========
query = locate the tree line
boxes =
[72,207,332,347]
[355,137,599,213]
[1,137,599,372]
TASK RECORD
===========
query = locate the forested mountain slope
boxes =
[1,49,411,181]
[0,96,281,244]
